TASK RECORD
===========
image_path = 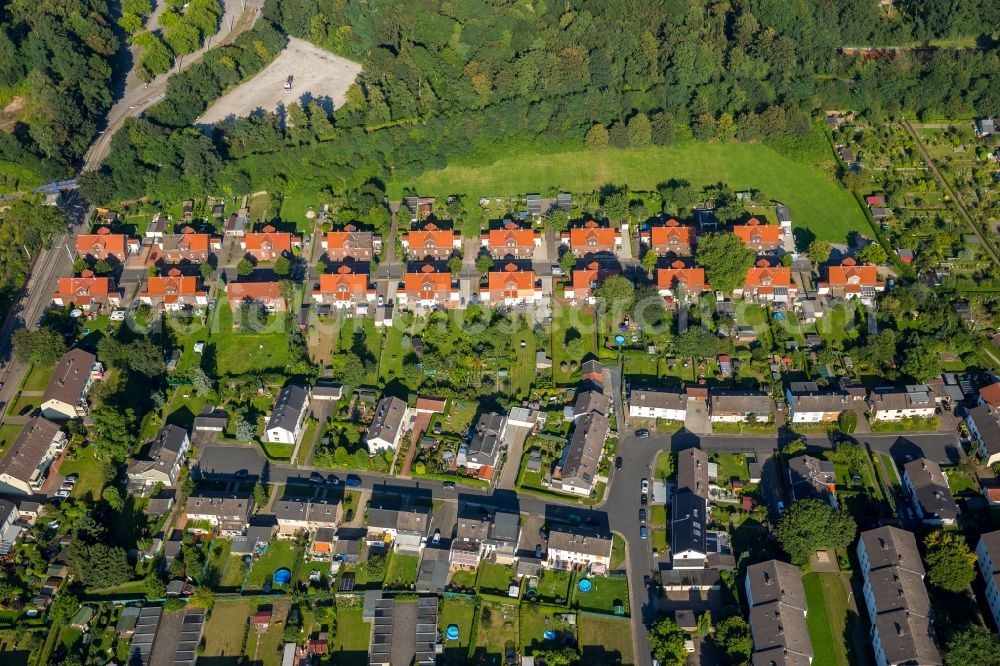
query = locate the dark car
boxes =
[539,526,549,541]
[615,456,623,470]
[635,429,650,438]
[639,525,648,539]
[327,474,341,486]
[639,508,646,523]
[345,475,362,488]
[309,473,324,484]
[640,493,648,506]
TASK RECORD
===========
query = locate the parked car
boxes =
[345,475,362,488]
[639,525,648,539]
[59,483,74,492]
[54,490,70,500]
[432,529,441,545]
[639,508,646,523]
[640,493,648,506]
[635,429,650,438]
[641,478,649,494]
[442,481,456,490]
[309,473,324,484]
[776,500,786,515]
[615,456,623,470]
[327,474,341,486]
[64,474,78,484]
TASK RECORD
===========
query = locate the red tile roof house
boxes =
[52,271,121,311]
[139,269,208,310]
[481,263,542,306]
[240,225,302,263]
[564,262,618,305]
[310,266,375,310]
[398,264,459,309]
[227,281,287,314]
[817,258,885,303]
[151,228,219,265]
[733,218,783,254]
[561,220,622,258]
[640,219,696,257]
[75,227,138,264]
[322,225,382,262]
[480,221,542,259]
[656,261,710,303]
[401,222,462,261]
[736,260,798,304]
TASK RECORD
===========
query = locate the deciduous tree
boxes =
[775,498,857,565]
[696,233,755,293]
[925,529,976,593]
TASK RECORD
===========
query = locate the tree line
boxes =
[85,0,1000,208]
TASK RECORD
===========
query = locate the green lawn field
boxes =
[803,572,869,666]
[389,143,865,243]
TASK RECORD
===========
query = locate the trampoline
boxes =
[446,625,460,641]
[578,579,593,593]
[273,568,292,585]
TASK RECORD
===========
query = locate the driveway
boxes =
[498,423,532,490]
[684,398,711,435]
[195,444,265,480]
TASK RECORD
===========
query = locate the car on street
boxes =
[641,478,649,494]
[309,473,324,484]
[639,525,648,539]
[327,474,341,486]
[442,481,456,490]
[635,429,650,438]
[345,475,362,488]
[377,295,384,306]
[615,456,622,470]
[640,493,648,506]
[639,508,646,523]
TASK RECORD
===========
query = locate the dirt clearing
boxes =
[197,37,361,125]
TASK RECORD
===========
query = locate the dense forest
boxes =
[85,0,1000,205]
[0,0,119,189]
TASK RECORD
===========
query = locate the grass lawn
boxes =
[212,303,290,375]
[259,441,294,461]
[513,322,535,399]
[8,392,38,416]
[202,598,251,659]
[478,562,516,595]
[385,552,420,588]
[391,143,865,243]
[650,505,667,528]
[219,554,249,590]
[611,534,626,570]
[246,540,303,590]
[330,605,370,666]
[377,324,407,386]
[246,598,290,665]
[0,423,22,457]
[520,604,577,655]
[552,305,596,384]
[59,450,106,502]
[440,597,476,665]
[0,629,33,666]
[711,452,749,483]
[536,569,572,603]
[946,467,981,498]
[441,400,477,437]
[248,192,274,224]
[20,363,55,393]
[878,454,901,488]
[580,614,636,666]
[803,572,868,666]
[277,187,325,232]
[450,569,477,588]
[655,451,674,481]
[573,575,629,614]
[475,600,520,660]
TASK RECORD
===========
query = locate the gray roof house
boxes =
[365,396,409,453]
[184,494,254,536]
[745,560,812,666]
[367,496,430,553]
[857,527,940,666]
[41,348,101,420]
[901,458,959,526]
[787,455,836,507]
[0,417,67,496]
[709,392,771,423]
[671,490,708,569]
[484,510,520,565]
[572,390,611,419]
[556,411,608,496]
[127,425,191,491]
[677,447,709,499]
[193,404,229,432]
[265,384,310,445]
[459,413,507,474]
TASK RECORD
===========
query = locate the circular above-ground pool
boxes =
[614,335,626,345]
[543,630,556,640]
[446,625,460,641]
[578,578,593,593]
[273,568,292,585]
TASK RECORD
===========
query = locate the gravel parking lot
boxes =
[197,37,361,124]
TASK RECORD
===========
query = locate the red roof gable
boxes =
[243,228,297,253]
[656,262,709,292]
[827,258,883,288]
[403,264,453,293]
[733,219,782,245]
[317,266,371,299]
[648,222,694,246]
[744,265,792,288]
[569,221,617,249]
[487,263,536,293]
[76,228,127,257]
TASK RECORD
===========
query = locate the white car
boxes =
[54,490,71,500]
[641,478,649,494]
